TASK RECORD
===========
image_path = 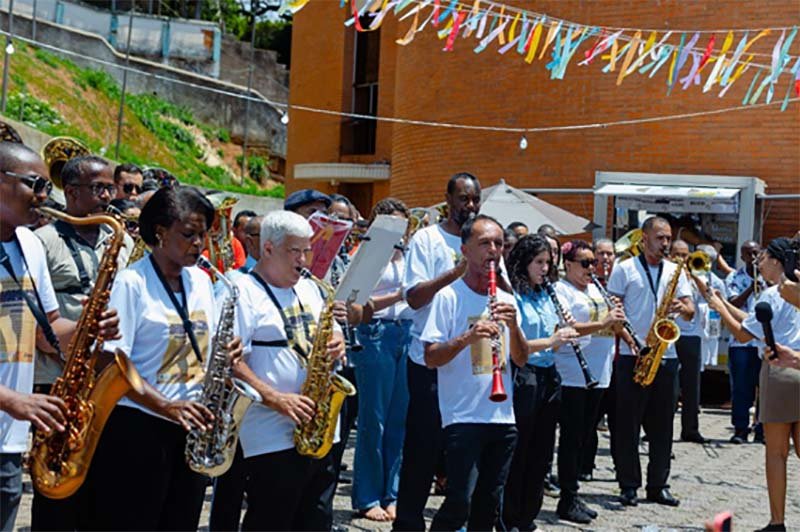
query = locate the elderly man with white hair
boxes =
[231,210,346,531]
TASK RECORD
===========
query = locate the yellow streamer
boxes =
[438,14,454,39]
[508,12,521,43]
[497,6,507,45]
[608,37,619,71]
[720,31,734,55]
[462,0,481,38]
[396,8,420,45]
[617,30,642,85]
[539,21,559,60]
[667,46,678,85]
[525,20,543,64]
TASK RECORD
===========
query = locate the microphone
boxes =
[755,302,779,360]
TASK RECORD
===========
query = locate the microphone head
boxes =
[755,301,773,323]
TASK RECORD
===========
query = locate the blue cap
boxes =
[284,189,331,212]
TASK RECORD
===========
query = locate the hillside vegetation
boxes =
[5,42,283,198]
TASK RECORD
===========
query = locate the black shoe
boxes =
[619,488,638,506]
[756,524,786,531]
[543,477,560,498]
[576,497,597,519]
[557,499,592,524]
[681,432,708,444]
[753,431,765,444]
[578,472,593,482]
[646,488,680,506]
[730,430,748,444]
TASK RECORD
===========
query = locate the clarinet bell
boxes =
[347,326,364,352]
[489,366,507,402]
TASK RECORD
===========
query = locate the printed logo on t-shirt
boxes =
[586,295,613,337]
[285,303,317,360]
[468,314,506,375]
[157,310,209,384]
[0,278,36,364]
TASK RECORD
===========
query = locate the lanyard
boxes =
[638,254,663,302]
[54,220,95,295]
[149,255,203,363]
[0,236,61,354]
[249,271,311,360]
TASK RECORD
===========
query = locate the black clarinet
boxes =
[590,273,651,358]
[542,280,599,389]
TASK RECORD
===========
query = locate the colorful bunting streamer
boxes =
[288,0,800,110]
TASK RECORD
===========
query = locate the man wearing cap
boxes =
[285,189,331,219]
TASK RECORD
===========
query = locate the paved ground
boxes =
[14,408,799,531]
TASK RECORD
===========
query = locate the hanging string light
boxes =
[281,112,290,124]
[519,134,529,150]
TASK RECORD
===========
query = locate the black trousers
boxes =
[615,357,679,492]
[501,364,561,532]
[209,442,246,531]
[582,359,618,476]
[431,423,517,532]
[81,406,207,531]
[558,386,604,499]
[393,359,443,531]
[241,447,336,531]
[676,335,702,437]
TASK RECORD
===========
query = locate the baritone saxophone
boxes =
[294,269,356,459]
[30,207,144,499]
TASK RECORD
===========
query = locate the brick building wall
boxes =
[287,0,799,241]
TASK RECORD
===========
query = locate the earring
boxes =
[156,234,164,248]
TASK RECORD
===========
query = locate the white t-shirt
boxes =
[741,286,800,352]
[0,228,59,453]
[105,259,217,420]
[676,274,705,337]
[554,280,614,388]
[403,225,463,365]
[420,279,519,428]
[725,268,760,348]
[607,257,692,359]
[235,273,341,458]
[373,254,412,321]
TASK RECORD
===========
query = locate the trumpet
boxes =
[688,250,711,273]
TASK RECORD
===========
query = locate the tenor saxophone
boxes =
[633,258,685,387]
[30,208,144,499]
[294,269,356,459]
[185,257,260,477]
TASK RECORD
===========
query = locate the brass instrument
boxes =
[688,250,711,273]
[0,121,23,143]
[295,269,356,459]
[126,237,149,266]
[186,257,260,477]
[41,137,90,190]
[614,228,643,261]
[30,207,144,499]
[205,194,239,281]
[633,258,685,387]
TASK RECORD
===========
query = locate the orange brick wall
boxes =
[287,0,800,240]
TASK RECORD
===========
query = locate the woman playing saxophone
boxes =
[78,186,243,531]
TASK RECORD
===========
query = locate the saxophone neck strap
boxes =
[149,255,203,364]
[638,254,663,302]
[0,235,62,355]
[53,220,93,295]
[248,271,310,360]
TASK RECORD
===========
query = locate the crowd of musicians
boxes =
[0,138,799,532]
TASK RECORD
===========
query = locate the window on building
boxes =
[342,27,380,155]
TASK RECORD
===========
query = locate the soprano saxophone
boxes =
[186,257,260,477]
[30,208,144,499]
[295,269,356,459]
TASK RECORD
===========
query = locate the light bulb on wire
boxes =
[519,135,528,150]
[5,42,14,55]
[280,112,289,125]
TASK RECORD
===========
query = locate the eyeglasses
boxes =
[122,183,142,195]
[3,171,53,196]
[74,183,118,197]
[570,258,598,269]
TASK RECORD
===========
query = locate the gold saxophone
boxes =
[126,236,149,266]
[294,269,356,459]
[30,207,144,499]
[634,258,685,387]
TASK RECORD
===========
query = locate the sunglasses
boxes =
[74,183,118,197]
[570,258,598,269]
[3,171,53,196]
[122,183,142,195]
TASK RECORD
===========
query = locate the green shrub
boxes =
[7,92,62,129]
[73,69,120,98]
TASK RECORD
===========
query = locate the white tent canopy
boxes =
[477,180,594,235]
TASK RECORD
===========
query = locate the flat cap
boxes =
[284,188,331,212]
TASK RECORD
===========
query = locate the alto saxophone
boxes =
[295,269,356,459]
[30,208,144,499]
[633,258,685,387]
[185,257,260,477]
